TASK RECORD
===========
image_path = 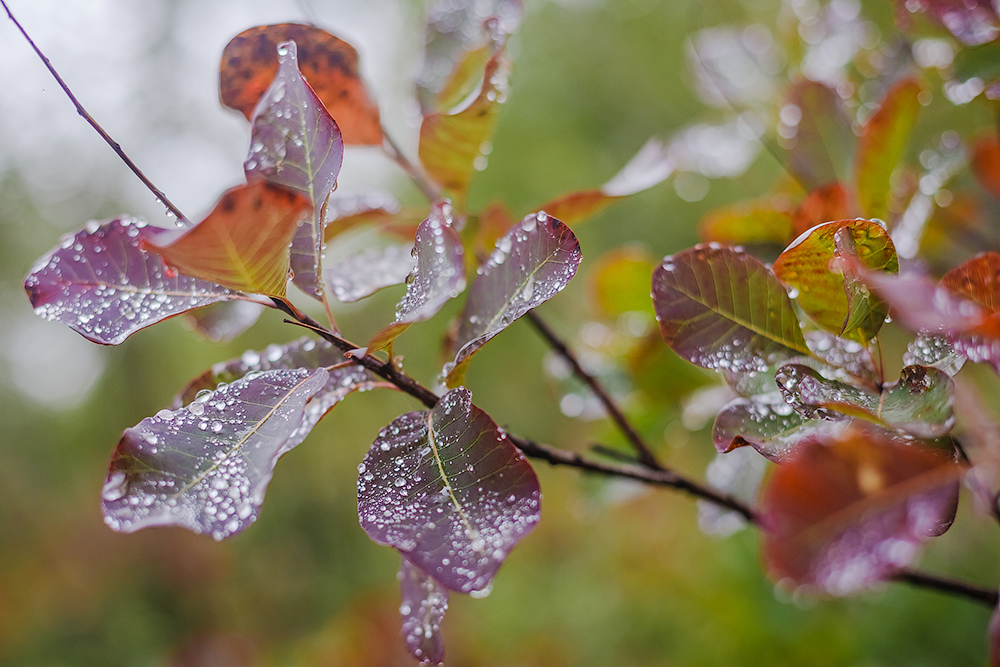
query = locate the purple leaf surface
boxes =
[369,201,466,351]
[103,369,328,540]
[25,217,241,346]
[399,556,449,665]
[326,244,417,303]
[445,212,581,385]
[244,39,344,300]
[183,300,265,342]
[713,393,838,462]
[652,244,810,373]
[358,387,541,593]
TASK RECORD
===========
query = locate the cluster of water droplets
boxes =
[102,368,326,540]
[399,557,449,665]
[26,216,234,345]
[904,334,966,376]
[392,201,466,325]
[326,244,417,303]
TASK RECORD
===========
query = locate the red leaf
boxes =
[972,134,1000,202]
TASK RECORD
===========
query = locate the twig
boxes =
[525,310,664,469]
[382,128,442,203]
[1,0,190,225]
[892,568,998,608]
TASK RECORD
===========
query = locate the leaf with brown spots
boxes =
[147,181,311,297]
[220,23,382,145]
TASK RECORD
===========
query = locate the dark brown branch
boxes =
[892,568,998,608]
[525,310,664,469]
[1,1,190,225]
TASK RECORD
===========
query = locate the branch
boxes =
[1,0,190,225]
[892,568,998,608]
[381,128,442,203]
[525,310,663,469]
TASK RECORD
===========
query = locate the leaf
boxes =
[652,244,810,373]
[854,78,923,221]
[712,393,837,462]
[791,182,852,237]
[761,422,961,596]
[699,198,795,247]
[369,201,467,352]
[243,40,344,300]
[357,387,541,593]
[775,363,955,438]
[444,212,582,385]
[991,602,1000,667]
[147,182,312,298]
[773,220,898,343]
[904,334,967,376]
[326,244,417,304]
[182,301,265,343]
[103,369,328,540]
[220,23,382,145]
[916,0,1000,45]
[418,36,510,202]
[589,247,658,318]
[784,80,855,190]
[322,192,409,243]
[399,556,449,666]
[698,448,769,536]
[971,134,1000,202]
[24,217,243,346]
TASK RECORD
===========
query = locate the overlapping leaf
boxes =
[399,556,449,666]
[652,244,810,373]
[322,192,410,242]
[357,387,541,593]
[326,244,417,303]
[419,34,510,201]
[792,182,852,236]
[244,40,344,299]
[712,393,838,462]
[784,80,854,190]
[147,182,311,298]
[24,217,244,346]
[220,23,382,145]
[854,78,923,221]
[773,220,897,343]
[369,202,466,352]
[103,369,328,540]
[183,301,265,343]
[761,423,960,595]
[444,212,582,385]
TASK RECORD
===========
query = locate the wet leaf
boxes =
[220,23,382,145]
[784,80,854,190]
[805,330,879,385]
[357,387,541,593]
[854,78,923,221]
[791,182,853,237]
[326,244,417,304]
[972,135,1000,202]
[773,220,897,343]
[369,202,467,352]
[148,182,311,298]
[904,334,967,376]
[652,244,810,373]
[399,556,449,666]
[761,422,961,595]
[103,369,328,540]
[322,192,409,242]
[183,301,265,343]
[699,198,795,247]
[244,40,344,300]
[712,392,835,462]
[445,212,582,385]
[24,217,243,346]
[419,36,510,202]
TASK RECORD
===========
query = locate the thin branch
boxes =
[382,128,442,203]
[525,310,664,469]
[892,568,998,608]
[1,0,190,225]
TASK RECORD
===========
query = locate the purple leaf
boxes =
[369,201,467,352]
[103,369,328,540]
[784,80,854,190]
[358,387,541,593]
[910,0,1000,45]
[652,245,810,373]
[183,301,265,342]
[399,556,449,665]
[326,244,417,303]
[24,217,242,346]
[244,39,345,300]
[445,212,582,385]
[712,393,840,462]
[991,600,1000,667]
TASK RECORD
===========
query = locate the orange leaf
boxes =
[700,197,795,245]
[792,182,852,236]
[149,182,311,297]
[972,134,1000,202]
[220,24,382,145]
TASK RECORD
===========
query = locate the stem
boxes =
[1,0,190,225]
[382,128,442,203]
[525,310,664,469]
[892,568,998,608]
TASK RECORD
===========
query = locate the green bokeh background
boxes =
[2,0,1000,665]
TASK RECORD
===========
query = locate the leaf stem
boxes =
[382,127,442,203]
[524,310,664,470]
[1,0,190,226]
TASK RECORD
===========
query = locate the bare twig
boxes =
[525,310,664,469]
[1,0,190,225]
[382,128,442,203]
[892,568,998,608]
